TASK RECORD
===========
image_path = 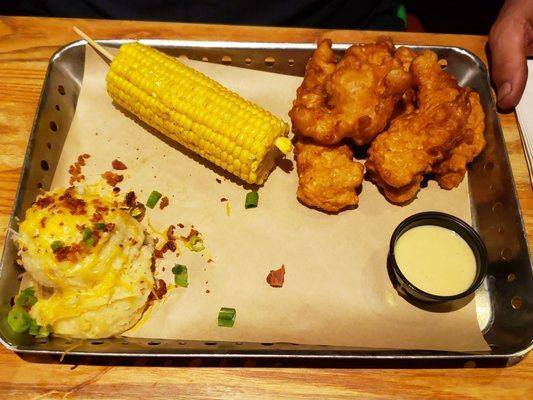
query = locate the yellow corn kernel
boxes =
[106,42,291,184]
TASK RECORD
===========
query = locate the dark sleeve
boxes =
[10,0,405,31]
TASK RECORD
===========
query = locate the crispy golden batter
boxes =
[393,46,418,72]
[289,38,412,146]
[433,92,486,189]
[295,140,364,212]
[366,50,485,203]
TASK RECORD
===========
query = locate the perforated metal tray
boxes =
[1,39,532,366]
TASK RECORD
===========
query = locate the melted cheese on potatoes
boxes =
[16,183,154,339]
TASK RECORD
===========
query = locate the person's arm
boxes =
[489,0,533,109]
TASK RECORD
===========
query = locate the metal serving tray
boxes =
[1,39,532,366]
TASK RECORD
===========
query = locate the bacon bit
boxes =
[58,191,87,215]
[161,240,176,253]
[68,154,90,185]
[101,171,123,187]
[181,228,199,242]
[34,196,54,209]
[113,187,121,194]
[167,241,177,252]
[91,230,101,246]
[95,206,109,215]
[91,213,103,222]
[54,243,86,263]
[216,178,222,184]
[266,265,285,288]
[104,223,115,233]
[124,191,137,208]
[69,174,85,185]
[178,223,185,229]
[153,249,164,259]
[78,154,90,166]
[112,159,127,170]
[166,225,176,241]
[62,199,87,215]
[159,196,169,210]
[68,164,80,175]
[220,198,228,202]
[148,279,168,302]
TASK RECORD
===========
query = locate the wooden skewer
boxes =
[73,25,290,155]
[73,26,114,62]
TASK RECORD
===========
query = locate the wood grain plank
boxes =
[0,16,531,400]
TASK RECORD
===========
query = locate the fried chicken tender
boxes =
[295,140,364,212]
[366,50,485,203]
[289,38,412,146]
[433,92,486,189]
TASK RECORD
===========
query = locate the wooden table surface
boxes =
[0,15,532,399]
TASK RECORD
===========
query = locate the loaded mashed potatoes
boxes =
[11,183,154,339]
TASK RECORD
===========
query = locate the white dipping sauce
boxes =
[394,225,476,296]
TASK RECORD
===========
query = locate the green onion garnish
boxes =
[35,324,51,338]
[217,307,236,328]
[95,222,106,231]
[82,227,92,240]
[172,264,188,288]
[7,306,32,333]
[82,227,94,246]
[8,288,49,336]
[15,287,37,309]
[28,319,41,336]
[189,235,205,252]
[146,191,162,209]
[245,191,259,209]
[50,240,64,252]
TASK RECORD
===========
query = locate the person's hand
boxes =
[489,0,533,109]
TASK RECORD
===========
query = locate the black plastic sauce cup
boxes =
[389,212,488,303]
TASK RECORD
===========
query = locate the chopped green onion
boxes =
[130,203,146,221]
[7,306,31,333]
[28,319,41,336]
[172,264,188,288]
[15,287,37,309]
[146,191,162,209]
[95,222,106,231]
[50,240,64,252]
[34,324,51,338]
[189,235,205,252]
[245,191,259,209]
[82,227,94,246]
[8,291,48,336]
[82,227,92,240]
[218,307,236,328]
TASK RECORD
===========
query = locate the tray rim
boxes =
[1,38,532,364]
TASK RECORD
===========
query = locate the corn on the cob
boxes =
[106,42,291,184]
